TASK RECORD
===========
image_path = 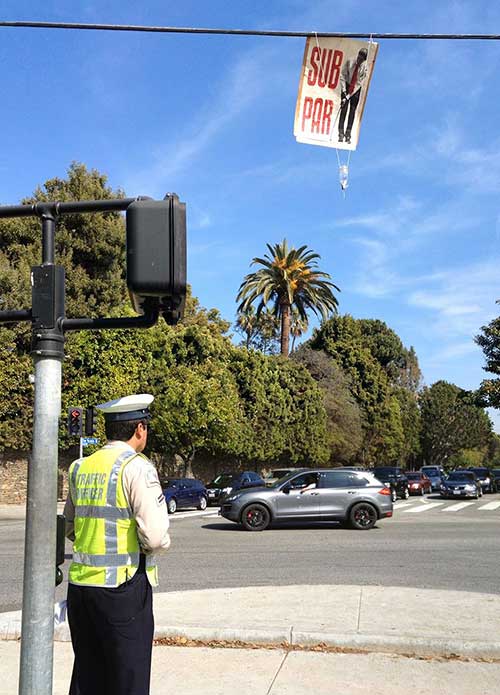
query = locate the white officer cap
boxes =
[96,394,154,423]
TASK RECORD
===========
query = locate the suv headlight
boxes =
[464,484,475,491]
[222,487,233,494]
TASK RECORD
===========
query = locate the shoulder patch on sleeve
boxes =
[145,466,161,488]
[157,493,165,506]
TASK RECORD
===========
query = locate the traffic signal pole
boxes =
[0,195,186,695]
[19,211,62,695]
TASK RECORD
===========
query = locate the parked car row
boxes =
[370,465,500,501]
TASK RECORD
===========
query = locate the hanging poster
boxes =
[294,36,378,151]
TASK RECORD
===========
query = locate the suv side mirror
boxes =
[282,484,291,494]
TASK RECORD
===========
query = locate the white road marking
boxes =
[478,501,500,511]
[393,502,414,510]
[442,502,475,512]
[169,509,219,520]
[403,502,445,513]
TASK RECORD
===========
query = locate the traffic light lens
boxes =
[67,407,83,437]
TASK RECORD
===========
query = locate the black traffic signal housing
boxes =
[67,407,83,437]
[84,406,98,437]
[126,193,186,325]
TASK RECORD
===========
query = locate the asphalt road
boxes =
[1,494,499,612]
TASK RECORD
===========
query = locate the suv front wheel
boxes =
[349,502,377,530]
[241,503,271,531]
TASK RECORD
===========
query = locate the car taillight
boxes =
[378,487,391,496]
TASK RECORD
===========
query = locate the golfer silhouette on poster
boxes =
[338,47,368,145]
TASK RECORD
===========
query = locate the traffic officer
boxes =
[64,394,171,695]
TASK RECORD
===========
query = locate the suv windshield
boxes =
[421,467,440,476]
[406,473,421,480]
[468,468,488,476]
[210,474,235,487]
[373,468,399,480]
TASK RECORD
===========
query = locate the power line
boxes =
[0,21,500,40]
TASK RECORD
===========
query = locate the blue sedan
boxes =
[162,478,208,514]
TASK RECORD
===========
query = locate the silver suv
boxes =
[219,468,393,531]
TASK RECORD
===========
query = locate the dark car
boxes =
[162,478,208,514]
[492,469,500,490]
[406,471,432,496]
[372,467,410,502]
[420,465,445,491]
[440,471,482,499]
[466,467,496,493]
[219,468,393,531]
[206,471,265,506]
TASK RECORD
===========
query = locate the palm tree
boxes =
[237,239,340,356]
[290,308,309,353]
[235,305,258,349]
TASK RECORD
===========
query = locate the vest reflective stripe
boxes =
[72,551,140,567]
[104,450,135,556]
[75,506,132,520]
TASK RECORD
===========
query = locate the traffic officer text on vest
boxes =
[64,394,171,695]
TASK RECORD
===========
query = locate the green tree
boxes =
[234,306,280,354]
[419,381,492,467]
[152,361,248,477]
[237,239,339,356]
[393,387,421,468]
[292,346,363,463]
[229,348,330,465]
[357,319,422,391]
[476,309,500,408]
[290,308,309,353]
[308,315,420,465]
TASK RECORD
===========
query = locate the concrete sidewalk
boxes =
[2,584,500,659]
[2,585,500,693]
[2,640,500,695]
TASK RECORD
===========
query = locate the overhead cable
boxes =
[0,21,500,40]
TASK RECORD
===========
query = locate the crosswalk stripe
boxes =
[403,502,445,513]
[478,501,500,511]
[169,509,219,520]
[442,502,475,512]
[393,502,414,509]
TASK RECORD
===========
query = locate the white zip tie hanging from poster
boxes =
[313,32,375,196]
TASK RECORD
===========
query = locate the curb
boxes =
[152,625,500,660]
[3,614,500,660]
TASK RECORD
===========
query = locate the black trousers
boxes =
[338,90,360,136]
[67,558,154,695]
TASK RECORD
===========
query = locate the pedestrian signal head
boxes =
[126,194,186,325]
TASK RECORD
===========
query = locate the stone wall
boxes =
[0,449,271,504]
[0,450,76,505]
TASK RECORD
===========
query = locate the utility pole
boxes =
[0,194,186,695]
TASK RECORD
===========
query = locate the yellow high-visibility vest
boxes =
[68,446,158,587]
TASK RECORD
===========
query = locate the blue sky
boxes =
[2,1,500,426]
